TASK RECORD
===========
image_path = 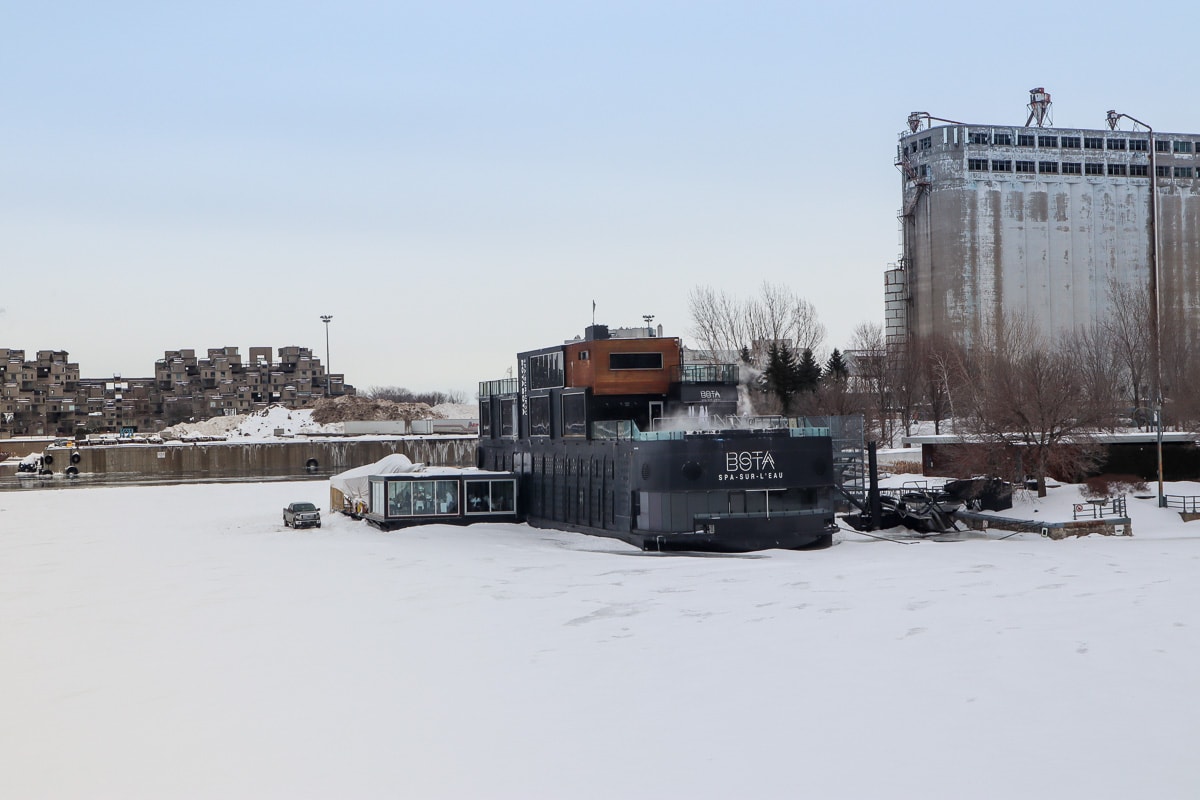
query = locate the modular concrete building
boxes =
[887,90,1200,348]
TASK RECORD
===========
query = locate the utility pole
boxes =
[321,315,333,396]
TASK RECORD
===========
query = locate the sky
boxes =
[6,1,1200,396]
[4,476,1200,797]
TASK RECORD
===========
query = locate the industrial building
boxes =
[887,89,1200,348]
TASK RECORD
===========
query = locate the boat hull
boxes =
[478,428,838,553]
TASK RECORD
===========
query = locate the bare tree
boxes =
[1102,277,1151,427]
[889,336,925,440]
[951,315,1107,496]
[687,286,750,361]
[1067,325,1123,432]
[688,283,826,368]
[1161,299,1200,430]
[364,386,466,406]
[849,321,891,444]
[919,334,958,435]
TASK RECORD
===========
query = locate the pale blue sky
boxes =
[4,1,1198,395]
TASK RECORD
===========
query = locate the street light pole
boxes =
[320,315,333,396]
[1108,110,1164,506]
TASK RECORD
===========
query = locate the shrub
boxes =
[1081,473,1149,499]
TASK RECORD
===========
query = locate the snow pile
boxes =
[158,400,477,442]
[160,404,343,441]
[430,402,478,419]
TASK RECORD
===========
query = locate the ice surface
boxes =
[3,479,1200,798]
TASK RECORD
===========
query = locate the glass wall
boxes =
[387,479,460,517]
[464,479,517,515]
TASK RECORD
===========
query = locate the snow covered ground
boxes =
[4,479,1200,799]
[157,403,478,442]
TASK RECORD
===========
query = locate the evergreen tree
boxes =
[797,348,821,393]
[825,348,849,384]
[763,341,801,413]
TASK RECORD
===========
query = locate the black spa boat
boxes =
[477,325,840,552]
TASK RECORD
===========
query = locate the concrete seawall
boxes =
[42,437,478,480]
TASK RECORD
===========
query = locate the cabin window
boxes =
[528,352,564,390]
[609,352,664,370]
[479,399,492,437]
[562,392,587,437]
[500,398,516,437]
[578,351,590,361]
[387,481,412,516]
[466,479,516,513]
[529,394,551,437]
[388,480,459,516]
[371,480,385,515]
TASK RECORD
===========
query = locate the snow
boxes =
[4,479,1200,798]
[158,404,479,443]
[430,402,478,419]
[161,405,344,441]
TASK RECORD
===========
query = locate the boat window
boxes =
[479,399,492,437]
[529,394,551,437]
[609,352,664,370]
[435,480,458,514]
[491,480,515,512]
[562,392,587,437]
[464,479,517,514]
[466,481,490,512]
[528,351,564,390]
[388,481,412,517]
[371,480,385,516]
[500,398,516,437]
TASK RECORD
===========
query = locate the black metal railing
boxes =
[1072,496,1127,520]
[673,363,740,384]
[478,378,519,398]
[1164,495,1200,513]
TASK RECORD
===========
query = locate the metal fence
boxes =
[1071,496,1127,520]
[1164,495,1200,513]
